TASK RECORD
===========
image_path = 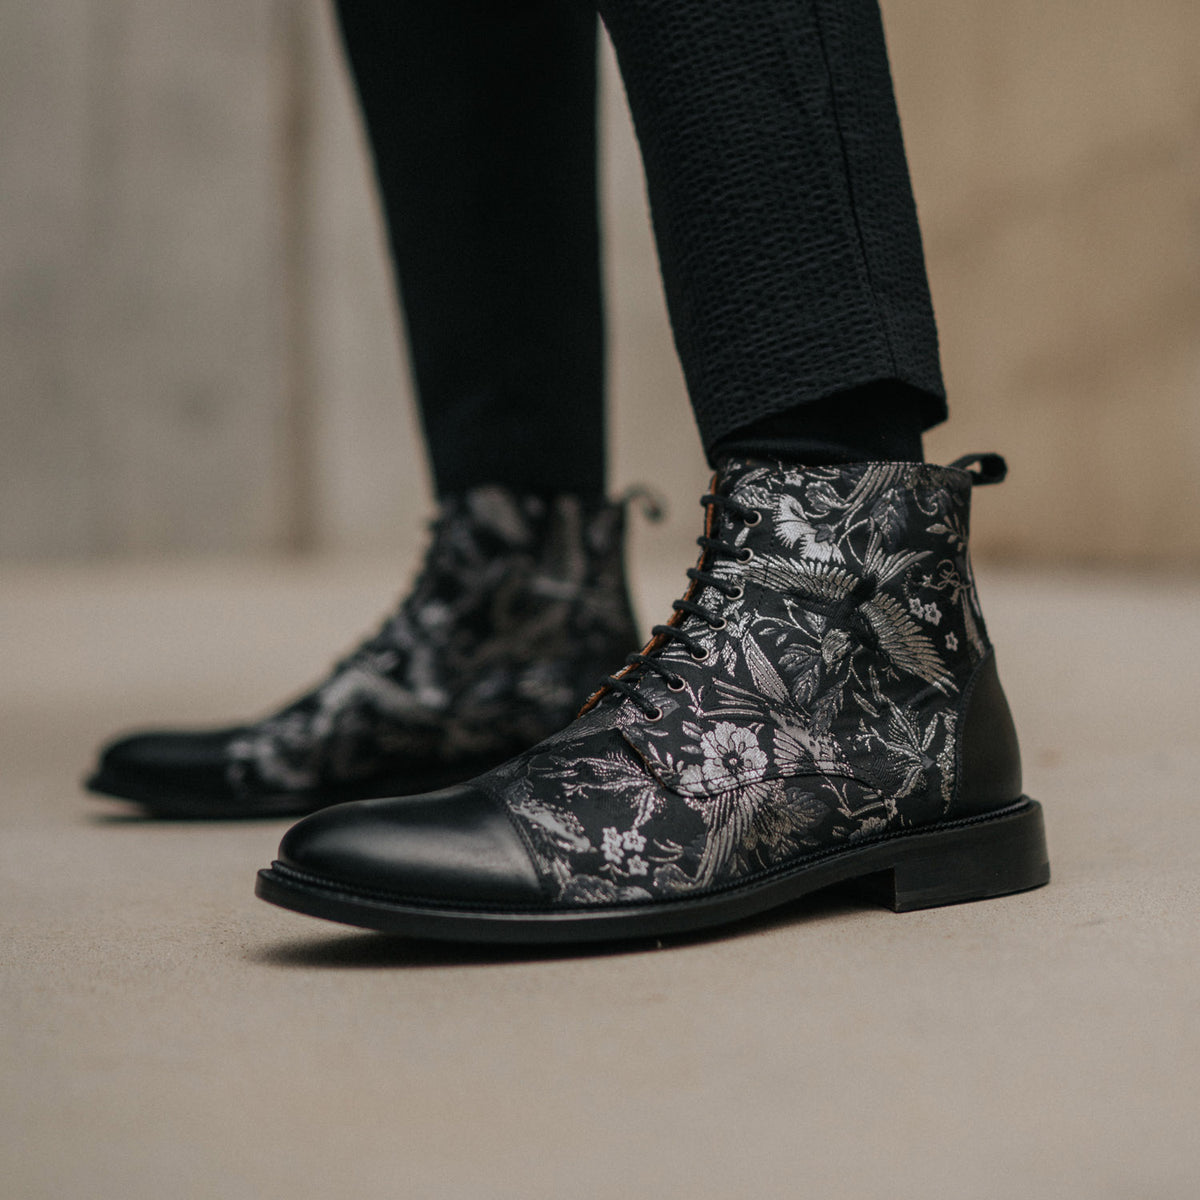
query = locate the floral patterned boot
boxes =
[257,456,1049,939]
[88,489,643,817]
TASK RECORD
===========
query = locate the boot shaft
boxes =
[617,457,1021,827]
[228,488,642,798]
[363,487,640,687]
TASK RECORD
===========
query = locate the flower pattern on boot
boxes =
[467,458,1004,905]
[225,489,639,797]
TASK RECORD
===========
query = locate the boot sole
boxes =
[255,798,1050,944]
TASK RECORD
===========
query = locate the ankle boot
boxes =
[88,489,642,817]
[256,456,1049,940]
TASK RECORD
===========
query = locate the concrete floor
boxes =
[3,556,1199,1199]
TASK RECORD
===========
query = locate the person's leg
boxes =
[597,0,943,466]
[335,0,606,497]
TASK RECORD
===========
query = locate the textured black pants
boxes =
[336,0,945,495]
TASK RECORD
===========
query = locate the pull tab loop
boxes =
[949,453,1008,486]
[619,484,668,523]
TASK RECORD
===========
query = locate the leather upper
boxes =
[955,650,1023,816]
[97,728,242,797]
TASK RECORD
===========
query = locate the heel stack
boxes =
[854,800,1050,913]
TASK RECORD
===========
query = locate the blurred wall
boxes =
[2,1,1198,565]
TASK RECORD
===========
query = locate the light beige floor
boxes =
[3,556,1198,1199]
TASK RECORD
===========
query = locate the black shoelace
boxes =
[604,491,761,721]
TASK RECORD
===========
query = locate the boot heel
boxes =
[854,800,1050,913]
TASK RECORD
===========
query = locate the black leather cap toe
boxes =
[277,785,544,906]
[93,728,242,798]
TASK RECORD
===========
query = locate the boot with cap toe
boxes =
[88,488,643,818]
[257,455,1049,941]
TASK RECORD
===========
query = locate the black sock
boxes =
[710,381,934,467]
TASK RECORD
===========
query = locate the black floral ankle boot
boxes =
[88,489,643,817]
[257,456,1049,940]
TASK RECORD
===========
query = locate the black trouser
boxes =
[335,0,944,497]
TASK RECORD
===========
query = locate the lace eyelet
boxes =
[644,706,664,722]
[742,509,762,526]
[726,584,744,600]
[667,675,686,691]
[708,617,727,631]
[691,647,710,662]
[736,547,755,563]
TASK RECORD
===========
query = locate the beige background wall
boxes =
[3,1,1198,566]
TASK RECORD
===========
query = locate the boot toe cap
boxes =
[277,785,544,906]
[91,728,240,798]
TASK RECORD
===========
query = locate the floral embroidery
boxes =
[479,458,999,906]
[909,597,943,625]
[601,827,624,864]
[777,495,844,562]
[678,722,769,792]
[225,490,638,797]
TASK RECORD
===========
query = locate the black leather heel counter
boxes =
[954,650,1024,817]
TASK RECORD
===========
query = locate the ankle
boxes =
[709,380,936,467]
